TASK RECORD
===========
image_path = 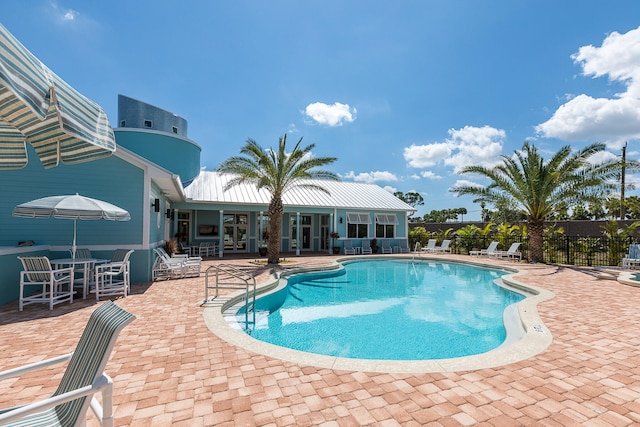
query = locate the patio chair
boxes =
[421,239,437,252]
[623,244,640,269]
[94,250,134,300]
[470,241,499,257]
[0,300,135,427]
[381,240,393,254]
[158,247,201,277]
[361,240,373,255]
[71,248,92,259]
[433,239,452,254]
[343,240,356,255]
[494,242,522,261]
[18,256,74,311]
[393,240,411,253]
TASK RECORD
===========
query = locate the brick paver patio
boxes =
[1,253,640,426]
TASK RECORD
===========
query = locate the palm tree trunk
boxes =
[528,218,544,263]
[268,195,284,264]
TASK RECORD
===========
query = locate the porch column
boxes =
[329,213,334,254]
[296,212,301,256]
[259,211,264,247]
[218,210,224,258]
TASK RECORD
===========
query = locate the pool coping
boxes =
[202,256,555,374]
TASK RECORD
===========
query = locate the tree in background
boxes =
[452,142,633,263]
[217,135,338,264]
[394,191,424,220]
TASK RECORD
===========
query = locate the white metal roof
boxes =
[184,171,415,212]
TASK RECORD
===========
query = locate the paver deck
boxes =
[1,253,640,426]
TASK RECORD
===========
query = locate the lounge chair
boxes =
[433,239,451,254]
[18,256,74,311]
[470,241,499,257]
[623,244,640,269]
[361,240,373,254]
[421,239,437,252]
[343,240,356,255]
[494,242,522,261]
[393,240,411,253]
[0,300,135,427]
[152,247,201,280]
[381,239,393,254]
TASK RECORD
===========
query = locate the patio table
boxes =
[52,258,98,299]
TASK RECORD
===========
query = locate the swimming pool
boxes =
[206,257,554,373]
[238,259,523,360]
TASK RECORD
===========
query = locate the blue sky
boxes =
[3,1,640,220]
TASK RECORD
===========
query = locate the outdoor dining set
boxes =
[17,248,134,311]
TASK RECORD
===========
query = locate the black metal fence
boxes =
[436,236,636,267]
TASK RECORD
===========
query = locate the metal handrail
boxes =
[205,264,256,331]
[412,242,421,262]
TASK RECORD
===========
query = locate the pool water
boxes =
[239,259,525,360]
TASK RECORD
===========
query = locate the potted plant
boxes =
[164,239,178,256]
[330,231,340,254]
[371,238,378,254]
[259,230,269,256]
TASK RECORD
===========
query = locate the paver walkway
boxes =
[1,253,640,426]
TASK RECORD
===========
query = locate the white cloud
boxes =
[420,171,442,179]
[383,185,397,193]
[63,9,79,21]
[403,125,505,172]
[343,170,398,184]
[537,26,640,145]
[303,102,357,126]
[450,179,485,192]
[403,142,451,168]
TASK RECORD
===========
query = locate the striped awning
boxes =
[0,24,115,170]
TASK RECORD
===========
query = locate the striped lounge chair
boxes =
[0,301,135,426]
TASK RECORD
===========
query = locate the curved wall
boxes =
[114,128,201,183]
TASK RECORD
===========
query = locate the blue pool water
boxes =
[239,259,525,360]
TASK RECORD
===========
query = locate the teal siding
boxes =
[115,129,201,183]
[0,147,144,248]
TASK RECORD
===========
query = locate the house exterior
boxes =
[0,95,414,306]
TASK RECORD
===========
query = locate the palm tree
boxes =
[452,142,632,263]
[217,134,338,264]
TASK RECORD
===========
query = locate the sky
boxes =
[3,1,640,220]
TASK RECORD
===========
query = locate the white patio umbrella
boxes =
[0,23,116,170]
[12,193,131,259]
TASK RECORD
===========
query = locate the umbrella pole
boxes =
[72,219,77,260]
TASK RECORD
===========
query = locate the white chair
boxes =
[494,242,522,261]
[152,248,201,280]
[421,239,437,252]
[343,240,356,255]
[361,240,373,255]
[623,244,640,269]
[433,239,452,254]
[95,249,134,300]
[393,240,411,253]
[470,241,499,257]
[18,256,74,311]
[161,247,202,277]
[381,240,393,254]
[0,301,135,427]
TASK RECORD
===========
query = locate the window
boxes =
[144,120,152,128]
[347,212,370,238]
[172,126,178,134]
[375,213,398,238]
[120,120,126,127]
